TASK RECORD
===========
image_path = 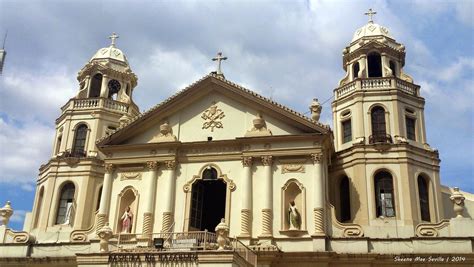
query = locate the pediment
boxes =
[98,74,329,146]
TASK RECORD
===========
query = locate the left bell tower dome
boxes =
[28,33,140,235]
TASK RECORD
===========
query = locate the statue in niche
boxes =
[288,200,301,230]
[121,206,133,233]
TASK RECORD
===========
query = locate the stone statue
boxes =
[309,98,322,122]
[121,206,133,233]
[288,200,301,230]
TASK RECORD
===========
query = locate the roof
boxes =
[97,73,331,146]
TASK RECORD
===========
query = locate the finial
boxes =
[365,8,377,23]
[212,52,228,76]
[108,32,119,47]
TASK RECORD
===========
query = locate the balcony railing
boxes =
[334,77,420,100]
[369,134,393,144]
[61,97,137,114]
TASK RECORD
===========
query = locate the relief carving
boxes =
[202,102,225,132]
[282,164,305,174]
[120,172,142,181]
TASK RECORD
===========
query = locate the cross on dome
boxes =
[108,32,119,47]
[212,52,227,75]
[365,8,377,23]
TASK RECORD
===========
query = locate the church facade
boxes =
[1,12,473,267]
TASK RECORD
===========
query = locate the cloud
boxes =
[0,117,54,189]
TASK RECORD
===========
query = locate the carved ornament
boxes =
[154,120,177,142]
[282,164,305,174]
[242,156,253,167]
[310,153,322,164]
[164,160,177,170]
[104,163,115,174]
[261,156,273,166]
[245,114,272,137]
[146,161,158,171]
[201,102,225,132]
[120,172,142,181]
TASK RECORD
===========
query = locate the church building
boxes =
[0,10,473,267]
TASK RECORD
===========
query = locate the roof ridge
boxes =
[97,73,330,145]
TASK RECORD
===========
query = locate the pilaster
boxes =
[240,156,253,237]
[142,161,158,236]
[96,163,114,232]
[260,155,273,238]
[162,160,177,232]
[311,153,325,236]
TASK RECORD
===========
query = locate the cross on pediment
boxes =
[108,32,119,47]
[365,8,377,23]
[212,52,227,75]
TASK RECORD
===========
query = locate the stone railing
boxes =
[230,237,258,266]
[61,97,130,113]
[334,77,420,100]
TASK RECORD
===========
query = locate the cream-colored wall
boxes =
[124,92,303,144]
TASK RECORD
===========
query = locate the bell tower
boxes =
[329,10,444,238]
[29,33,140,236]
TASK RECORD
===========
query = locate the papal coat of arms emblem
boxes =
[201,102,225,132]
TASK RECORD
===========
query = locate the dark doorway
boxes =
[189,170,226,232]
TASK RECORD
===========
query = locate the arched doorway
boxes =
[189,167,227,232]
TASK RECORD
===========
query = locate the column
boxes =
[240,156,253,237]
[142,161,158,236]
[97,163,114,233]
[260,156,273,237]
[311,153,325,235]
[162,160,177,232]
[100,74,109,98]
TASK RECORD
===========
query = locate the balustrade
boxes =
[335,77,420,100]
[62,97,129,113]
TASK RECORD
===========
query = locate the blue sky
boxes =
[0,0,473,230]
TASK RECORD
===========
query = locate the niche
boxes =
[115,186,139,233]
[280,179,307,235]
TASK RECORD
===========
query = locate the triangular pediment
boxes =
[97,74,329,146]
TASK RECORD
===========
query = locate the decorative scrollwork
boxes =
[261,156,273,166]
[104,163,115,174]
[242,156,253,167]
[201,102,225,132]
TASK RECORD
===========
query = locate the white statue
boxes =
[121,206,133,233]
[288,200,301,230]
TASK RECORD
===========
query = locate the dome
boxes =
[351,22,393,43]
[90,45,129,64]
[89,33,129,64]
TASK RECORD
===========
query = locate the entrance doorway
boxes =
[189,167,226,232]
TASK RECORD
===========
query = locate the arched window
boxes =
[352,62,360,79]
[340,176,351,222]
[72,124,87,157]
[56,183,75,225]
[55,134,62,155]
[389,60,397,77]
[370,106,388,143]
[374,171,395,217]
[33,187,44,228]
[89,74,102,98]
[367,52,382,77]
[418,175,431,221]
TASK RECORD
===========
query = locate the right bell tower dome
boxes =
[333,8,427,152]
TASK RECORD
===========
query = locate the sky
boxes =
[0,0,473,230]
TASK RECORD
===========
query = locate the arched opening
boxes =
[33,187,44,228]
[107,79,121,100]
[189,167,226,232]
[418,175,431,222]
[96,186,103,211]
[116,187,138,233]
[55,134,62,155]
[56,183,75,225]
[340,176,351,222]
[72,124,88,157]
[352,62,360,79]
[374,171,395,218]
[89,74,102,98]
[367,52,382,77]
[282,179,305,231]
[389,60,397,77]
[370,106,388,143]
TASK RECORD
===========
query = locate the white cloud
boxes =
[0,117,54,189]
